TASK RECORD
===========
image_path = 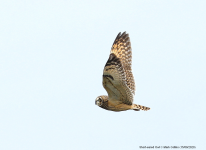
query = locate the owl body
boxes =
[95,95,132,112]
[95,32,150,112]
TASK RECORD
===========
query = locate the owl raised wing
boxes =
[103,32,134,105]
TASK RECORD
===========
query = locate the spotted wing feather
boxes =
[110,32,135,95]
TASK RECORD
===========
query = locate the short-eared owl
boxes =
[95,32,150,112]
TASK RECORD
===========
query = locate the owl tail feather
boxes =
[132,104,150,111]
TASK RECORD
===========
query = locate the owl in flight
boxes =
[95,32,150,112]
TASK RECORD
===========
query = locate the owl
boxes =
[95,32,150,112]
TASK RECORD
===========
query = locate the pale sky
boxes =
[0,0,205,150]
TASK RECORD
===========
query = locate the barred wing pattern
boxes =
[102,32,135,105]
[110,32,135,95]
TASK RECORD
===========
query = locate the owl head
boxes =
[95,96,104,106]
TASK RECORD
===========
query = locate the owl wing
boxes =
[110,32,135,95]
[102,32,135,105]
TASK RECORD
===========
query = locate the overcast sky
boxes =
[0,0,205,150]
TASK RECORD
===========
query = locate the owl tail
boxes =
[132,104,150,111]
